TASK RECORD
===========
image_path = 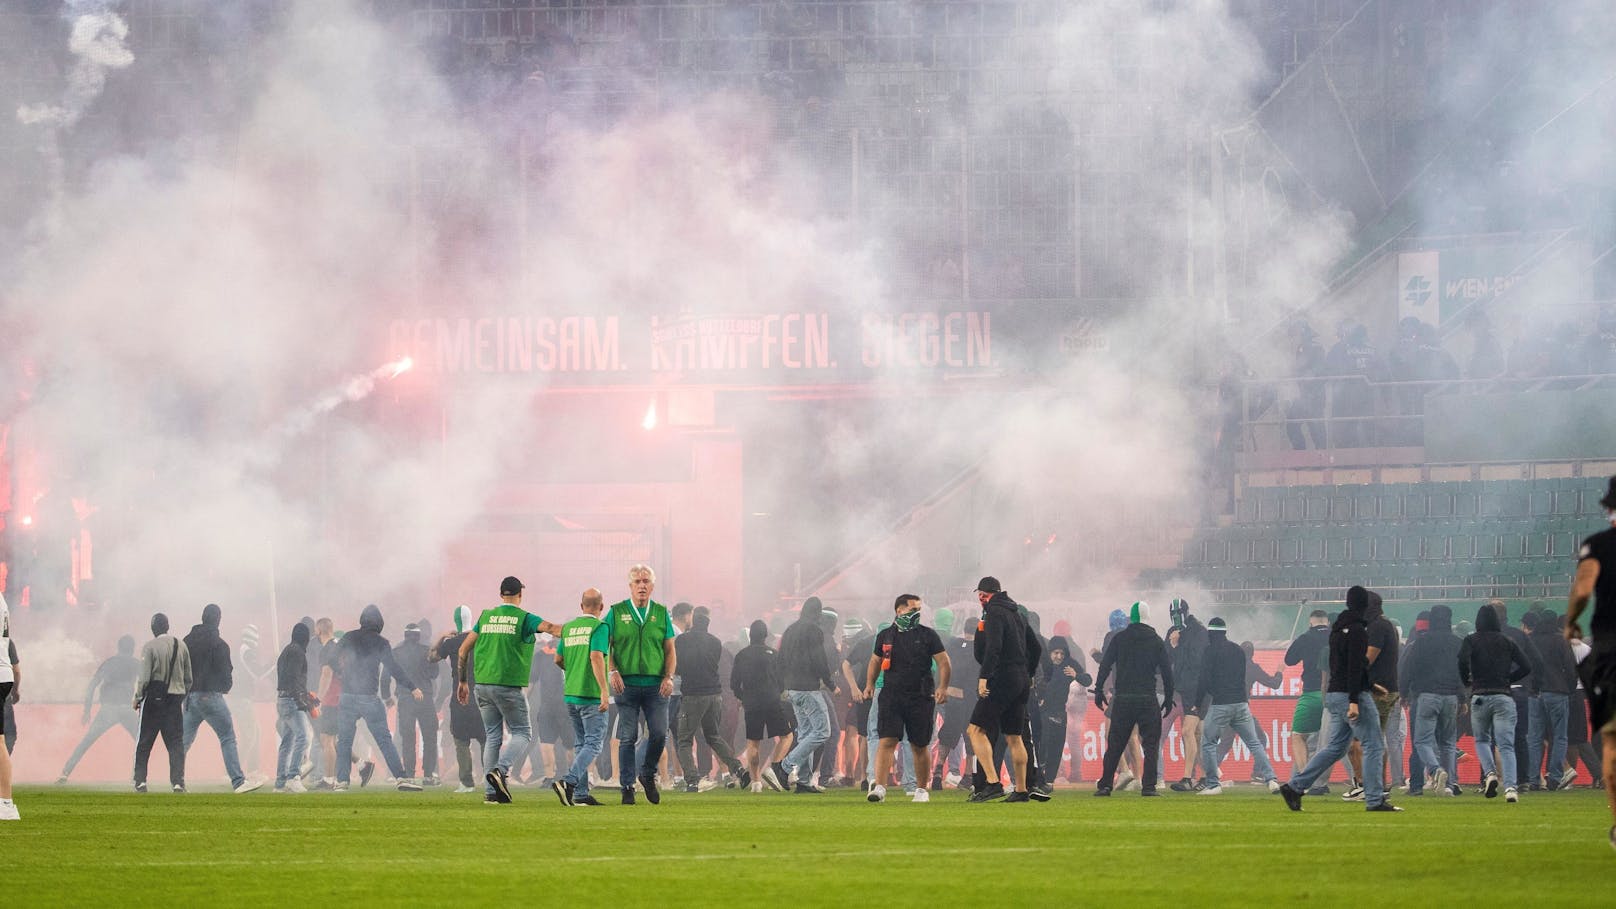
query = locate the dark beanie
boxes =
[202,603,222,627]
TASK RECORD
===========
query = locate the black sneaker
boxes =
[639,773,661,805]
[1028,784,1053,802]
[621,787,636,805]
[1169,777,1196,793]
[552,779,574,806]
[1448,784,1462,797]
[574,793,603,806]
[859,779,869,792]
[1279,783,1304,812]
[1365,802,1403,812]
[737,768,752,789]
[1092,786,1112,797]
[1484,774,1500,799]
[1004,791,1031,803]
[930,775,944,792]
[771,762,789,787]
[794,781,824,794]
[486,770,512,804]
[967,783,1005,803]
[683,783,700,793]
[134,781,147,793]
[1140,788,1160,797]
[358,760,375,788]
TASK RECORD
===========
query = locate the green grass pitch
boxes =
[7,783,1612,906]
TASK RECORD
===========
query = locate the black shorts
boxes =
[876,691,936,746]
[317,702,341,736]
[536,706,573,745]
[0,683,10,735]
[1582,648,1616,737]
[743,702,792,741]
[968,677,1029,739]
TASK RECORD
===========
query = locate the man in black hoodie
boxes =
[675,607,750,792]
[1343,591,1400,802]
[1400,604,1463,796]
[1565,476,1616,847]
[1196,618,1280,794]
[274,622,313,792]
[1486,599,1543,788]
[1459,602,1532,802]
[386,622,440,786]
[1278,586,1399,812]
[1093,601,1172,797]
[965,577,1040,802]
[778,597,838,792]
[181,604,260,793]
[1528,608,1580,791]
[335,604,424,792]
[1034,635,1090,784]
[1283,610,1331,789]
[731,619,793,792]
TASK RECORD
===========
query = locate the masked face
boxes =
[894,601,922,631]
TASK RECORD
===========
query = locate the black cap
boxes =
[975,576,1001,594]
[1601,476,1616,510]
[500,576,524,596]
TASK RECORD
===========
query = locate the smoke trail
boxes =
[15,6,133,129]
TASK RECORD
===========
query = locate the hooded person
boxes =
[731,618,792,791]
[778,596,839,791]
[1526,607,1580,791]
[1195,618,1281,794]
[60,634,142,783]
[1279,586,1398,812]
[1033,634,1091,783]
[1459,602,1534,801]
[333,604,424,792]
[133,612,192,793]
[180,604,259,793]
[1350,589,1403,795]
[273,621,315,792]
[965,578,1042,802]
[431,604,486,791]
[1092,599,1173,797]
[1168,598,1212,792]
[387,620,439,785]
[1399,604,1463,796]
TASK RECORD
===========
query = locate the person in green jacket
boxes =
[551,588,611,807]
[607,564,677,805]
[455,576,564,804]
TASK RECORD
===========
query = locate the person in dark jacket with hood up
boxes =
[1093,601,1173,797]
[1400,604,1462,796]
[274,621,314,792]
[1034,635,1090,783]
[675,607,749,792]
[1279,586,1399,812]
[181,603,260,793]
[1525,607,1580,791]
[965,577,1040,802]
[1459,602,1532,801]
[1196,618,1280,794]
[731,619,793,792]
[335,604,423,792]
[1168,598,1210,792]
[778,597,838,792]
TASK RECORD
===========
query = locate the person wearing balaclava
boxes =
[273,621,314,792]
[430,605,486,792]
[1168,598,1211,793]
[1092,601,1172,797]
[1343,590,1401,801]
[386,621,439,786]
[1194,618,1280,794]
[336,604,425,792]
[1398,604,1462,796]
[133,612,192,793]
[674,606,750,793]
[1278,586,1399,812]
[181,604,260,794]
[779,596,838,792]
[1459,601,1533,802]
[965,577,1041,802]
[59,634,141,782]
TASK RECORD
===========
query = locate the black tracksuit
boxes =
[1459,606,1533,694]
[1093,622,1173,791]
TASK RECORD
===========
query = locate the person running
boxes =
[552,588,611,807]
[1565,475,1616,849]
[604,565,678,805]
[336,604,425,793]
[181,603,261,794]
[59,635,140,783]
[966,577,1040,803]
[132,612,191,794]
[1459,602,1533,803]
[1278,586,1399,813]
[1093,602,1173,798]
[273,620,314,793]
[1196,617,1280,794]
[431,606,486,793]
[731,619,794,792]
[863,594,950,804]
[456,577,564,804]
[674,606,750,792]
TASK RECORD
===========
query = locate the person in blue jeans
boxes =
[553,589,612,807]
[274,621,314,792]
[182,603,260,793]
[778,598,839,792]
[1526,608,1580,789]
[1459,601,1534,801]
[1279,587,1399,812]
[1196,617,1279,793]
[335,604,425,792]
[604,565,677,804]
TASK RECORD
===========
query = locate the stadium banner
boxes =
[1397,251,1439,327]
[1435,244,1533,324]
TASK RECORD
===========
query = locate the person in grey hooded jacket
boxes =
[333,604,423,792]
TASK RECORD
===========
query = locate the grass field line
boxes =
[93,845,1048,869]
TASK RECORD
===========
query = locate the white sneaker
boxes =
[1504,787,1519,803]
[1198,783,1224,795]
[1558,767,1579,790]
[750,781,764,794]
[1430,769,1449,793]
[0,800,18,821]
[696,778,719,792]
[234,779,264,794]
[1117,771,1136,791]
[867,784,887,803]
[944,772,962,788]
[284,778,308,793]
[1266,779,1281,793]
[454,784,476,793]
[911,788,930,803]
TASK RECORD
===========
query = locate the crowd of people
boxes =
[7,480,1615,850]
